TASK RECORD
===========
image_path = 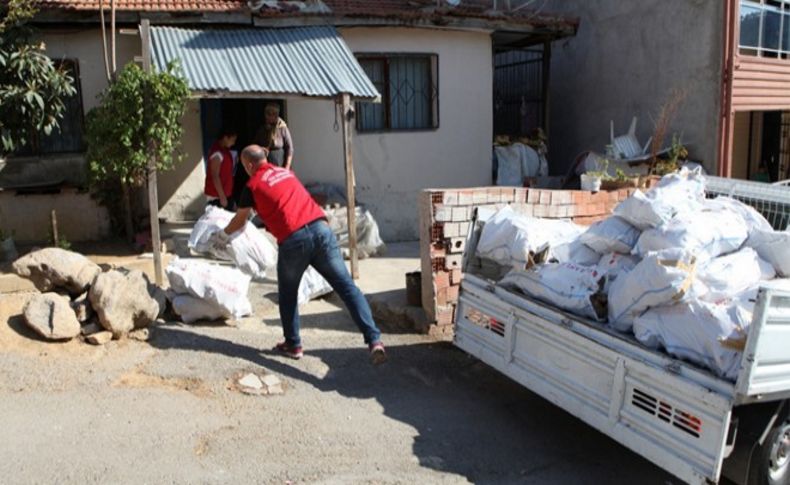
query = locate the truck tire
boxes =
[749,417,790,485]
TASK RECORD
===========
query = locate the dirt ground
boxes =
[0,242,674,484]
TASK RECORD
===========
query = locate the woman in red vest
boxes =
[204,126,238,210]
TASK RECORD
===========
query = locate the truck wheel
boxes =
[751,419,790,485]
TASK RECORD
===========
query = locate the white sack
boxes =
[298,266,333,306]
[165,258,252,319]
[633,299,752,380]
[171,294,231,324]
[614,168,706,230]
[580,216,641,254]
[494,143,542,186]
[552,238,601,266]
[634,210,748,262]
[697,247,775,302]
[608,249,697,332]
[188,206,278,280]
[499,263,606,321]
[324,206,386,259]
[704,196,772,235]
[746,229,790,277]
[597,252,640,293]
[477,206,584,269]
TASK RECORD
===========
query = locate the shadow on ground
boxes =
[148,325,674,484]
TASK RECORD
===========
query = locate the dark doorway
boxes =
[493,45,546,137]
[761,111,782,182]
[199,98,286,204]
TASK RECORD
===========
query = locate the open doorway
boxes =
[199,98,287,204]
[731,110,790,183]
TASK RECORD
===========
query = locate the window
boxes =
[739,0,790,58]
[18,59,85,156]
[355,54,439,132]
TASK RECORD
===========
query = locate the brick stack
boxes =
[418,186,637,339]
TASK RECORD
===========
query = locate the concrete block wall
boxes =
[418,186,637,338]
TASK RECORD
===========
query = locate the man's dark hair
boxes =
[241,144,269,164]
[219,125,238,137]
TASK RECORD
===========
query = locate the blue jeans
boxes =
[277,219,382,347]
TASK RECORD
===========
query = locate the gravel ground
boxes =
[0,244,674,484]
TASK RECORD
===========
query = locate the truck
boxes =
[453,176,790,485]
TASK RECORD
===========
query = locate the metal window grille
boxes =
[356,54,439,132]
[493,47,544,136]
[739,0,790,58]
[706,175,790,230]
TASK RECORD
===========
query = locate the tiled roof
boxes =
[30,0,577,30]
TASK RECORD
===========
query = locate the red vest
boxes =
[204,142,234,198]
[246,163,326,244]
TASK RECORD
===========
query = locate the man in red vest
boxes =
[213,145,387,364]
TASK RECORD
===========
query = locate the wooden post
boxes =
[340,93,359,279]
[140,19,163,286]
[50,210,59,246]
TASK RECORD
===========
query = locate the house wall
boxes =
[544,0,725,174]
[161,26,494,241]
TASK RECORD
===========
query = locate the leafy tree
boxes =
[0,0,77,155]
[85,61,190,237]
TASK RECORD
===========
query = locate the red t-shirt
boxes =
[243,163,326,244]
[204,142,234,198]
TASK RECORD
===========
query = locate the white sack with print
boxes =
[477,206,584,269]
[499,263,606,321]
[597,252,640,293]
[614,168,705,230]
[746,229,790,277]
[551,238,601,266]
[298,266,333,306]
[580,216,641,254]
[633,299,753,380]
[608,248,697,332]
[696,247,775,302]
[166,258,252,319]
[188,205,278,280]
[634,209,748,262]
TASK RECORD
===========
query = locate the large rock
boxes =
[70,292,93,323]
[12,248,101,295]
[89,269,160,338]
[23,293,81,340]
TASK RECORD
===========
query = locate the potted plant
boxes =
[601,168,640,191]
[581,159,610,192]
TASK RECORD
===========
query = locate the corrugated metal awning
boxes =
[149,26,380,100]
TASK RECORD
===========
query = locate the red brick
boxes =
[527,189,541,204]
[442,190,459,205]
[445,285,459,303]
[514,188,528,203]
[552,191,572,205]
[436,307,455,326]
[443,222,460,238]
[430,243,446,258]
[539,190,551,205]
[572,191,587,205]
[451,206,470,222]
[434,270,450,290]
[445,254,463,270]
[458,190,473,205]
[434,204,452,222]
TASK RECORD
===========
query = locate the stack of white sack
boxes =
[188,206,277,280]
[324,206,386,259]
[188,206,333,305]
[166,257,253,324]
[614,168,706,230]
[477,205,585,270]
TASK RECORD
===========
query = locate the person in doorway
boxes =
[211,144,387,364]
[254,103,294,170]
[205,126,238,210]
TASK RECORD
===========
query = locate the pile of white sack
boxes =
[166,258,253,324]
[489,168,790,381]
[175,207,333,323]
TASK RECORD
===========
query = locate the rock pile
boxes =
[11,248,165,345]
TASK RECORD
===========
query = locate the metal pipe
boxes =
[99,0,111,82]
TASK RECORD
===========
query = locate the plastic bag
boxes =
[324,206,386,259]
[170,293,231,324]
[633,298,752,380]
[704,196,772,235]
[697,247,775,302]
[614,168,705,230]
[608,248,697,332]
[580,216,641,254]
[494,143,542,186]
[165,258,252,319]
[298,266,333,306]
[746,229,790,277]
[499,263,606,321]
[634,209,748,263]
[188,206,277,280]
[597,252,639,293]
[477,206,584,270]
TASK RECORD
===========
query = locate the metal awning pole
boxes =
[340,93,359,279]
[141,19,163,286]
